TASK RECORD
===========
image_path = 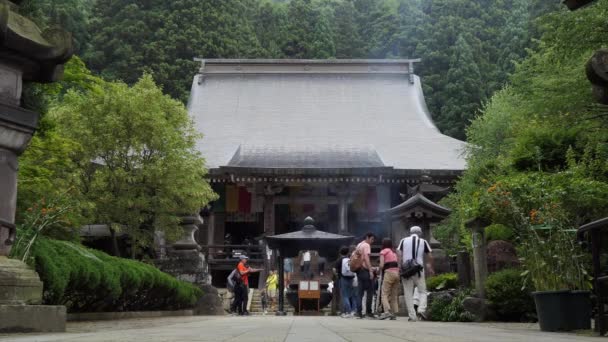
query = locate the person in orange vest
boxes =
[236,255,261,315]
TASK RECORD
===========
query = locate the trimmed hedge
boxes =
[427,273,458,291]
[485,268,535,321]
[31,238,202,313]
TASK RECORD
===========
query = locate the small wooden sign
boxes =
[298,281,321,312]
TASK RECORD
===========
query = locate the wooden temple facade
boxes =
[187,59,467,286]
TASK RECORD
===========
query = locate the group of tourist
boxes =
[335,226,433,321]
[227,225,433,320]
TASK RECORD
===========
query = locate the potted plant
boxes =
[519,224,592,332]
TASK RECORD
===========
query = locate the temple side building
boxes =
[187,59,467,286]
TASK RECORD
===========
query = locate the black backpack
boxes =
[227,268,242,291]
[399,236,423,279]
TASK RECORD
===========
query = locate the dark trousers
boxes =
[356,269,373,315]
[232,284,243,313]
[241,285,249,313]
[318,257,326,274]
[232,284,249,314]
[302,261,312,279]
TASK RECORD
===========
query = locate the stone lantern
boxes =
[0,0,73,332]
[465,216,491,299]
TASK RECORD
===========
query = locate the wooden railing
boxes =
[200,244,265,262]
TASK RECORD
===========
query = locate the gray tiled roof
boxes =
[188,59,467,171]
[227,145,386,168]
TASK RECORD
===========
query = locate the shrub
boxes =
[427,273,458,291]
[31,237,202,313]
[428,290,474,322]
[485,224,514,242]
[485,268,536,321]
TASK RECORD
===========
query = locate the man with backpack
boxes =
[350,232,375,319]
[335,246,357,318]
[397,226,434,322]
[227,265,243,315]
[234,254,261,316]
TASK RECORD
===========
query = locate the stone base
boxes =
[0,305,66,333]
[155,250,209,287]
[194,284,225,315]
[0,256,43,305]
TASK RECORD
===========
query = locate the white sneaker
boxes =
[379,312,392,320]
[340,313,349,318]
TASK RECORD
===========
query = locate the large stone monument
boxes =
[0,0,72,332]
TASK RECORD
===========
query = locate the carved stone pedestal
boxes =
[0,256,66,333]
[0,256,43,305]
[156,215,209,285]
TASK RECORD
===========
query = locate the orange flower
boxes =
[529,209,542,224]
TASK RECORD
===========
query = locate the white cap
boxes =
[410,226,423,236]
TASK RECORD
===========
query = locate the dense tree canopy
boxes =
[436,2,608,256]
[18,57,217,255]
[30,0,558,139]
[50,73,217,254]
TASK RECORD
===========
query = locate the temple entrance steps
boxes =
[287,254,334,285]
[248,289,294,315]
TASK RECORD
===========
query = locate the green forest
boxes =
[10,0,608,321]
[22,0,560,140]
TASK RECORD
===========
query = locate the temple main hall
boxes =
[187,59,466,285]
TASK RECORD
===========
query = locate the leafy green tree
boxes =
[282,0,317,57]
[436,1,608,253]
[254,1,289,58]
[86,0,263,102]
[439,35,484,140]
[18,57,103,233]
[366,1,401,58]
[332,0,365,58]
[50,74,217,255]
[395,0,425,59]
[311,8,336,59]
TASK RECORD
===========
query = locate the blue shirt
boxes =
[284,258,293,272]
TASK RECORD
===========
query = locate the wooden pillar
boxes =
[276,248,287,316]
[264,194,275,236]
[207,212,215,247]
[338,196,348,235]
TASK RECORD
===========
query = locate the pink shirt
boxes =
[380,248,399,273]
[356,241,371,270]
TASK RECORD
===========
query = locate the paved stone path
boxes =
[0,316,599,342]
